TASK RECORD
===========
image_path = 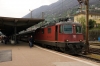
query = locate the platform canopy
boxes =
[0,17,44,36]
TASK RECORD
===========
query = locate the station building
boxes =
[74,11,100,26]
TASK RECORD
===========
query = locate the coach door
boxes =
[55,26,58,41]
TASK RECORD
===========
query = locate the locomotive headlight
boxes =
[65,40,69,42]
[79,40,82,42]
[66,40,69,42]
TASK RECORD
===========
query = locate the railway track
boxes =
[90,48,100,55]
[78,48,100,63]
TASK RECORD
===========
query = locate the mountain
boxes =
[23,0,100,21]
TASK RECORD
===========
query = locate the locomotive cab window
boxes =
[76,26,82,33]
[63,25,72,33]
[48,28,51,33]
[59,25,63,33]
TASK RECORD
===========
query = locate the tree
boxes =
[77,16,86,38]
[89,19,96,29]
[77,16,86,29]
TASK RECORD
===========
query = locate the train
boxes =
[34,18,85,54]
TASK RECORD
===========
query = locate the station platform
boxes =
[0,42,99,66]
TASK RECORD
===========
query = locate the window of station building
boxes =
[42,29,44,34]
[48,28,51,33]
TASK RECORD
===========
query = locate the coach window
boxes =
[42,29,44,34]
[48,28,51,33]
[59,25,63,33]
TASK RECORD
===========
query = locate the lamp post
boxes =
[29,9,32,18]
[42,12,44,19]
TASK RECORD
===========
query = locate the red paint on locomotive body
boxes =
[35,21,84,54]
[58,33,83,42]
[35,21,84,43]
[35,25,56,41]
[57,24,83,43]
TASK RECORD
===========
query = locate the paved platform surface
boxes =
[0,50,12,62]
[0,42,99,66]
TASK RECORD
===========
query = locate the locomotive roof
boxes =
[40,21,81,29]
[56,21,81,26]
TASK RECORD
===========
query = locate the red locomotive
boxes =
[34,19,84,54]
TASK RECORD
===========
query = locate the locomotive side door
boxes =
[55,25,58,41]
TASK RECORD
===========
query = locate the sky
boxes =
[0,0,58,18]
